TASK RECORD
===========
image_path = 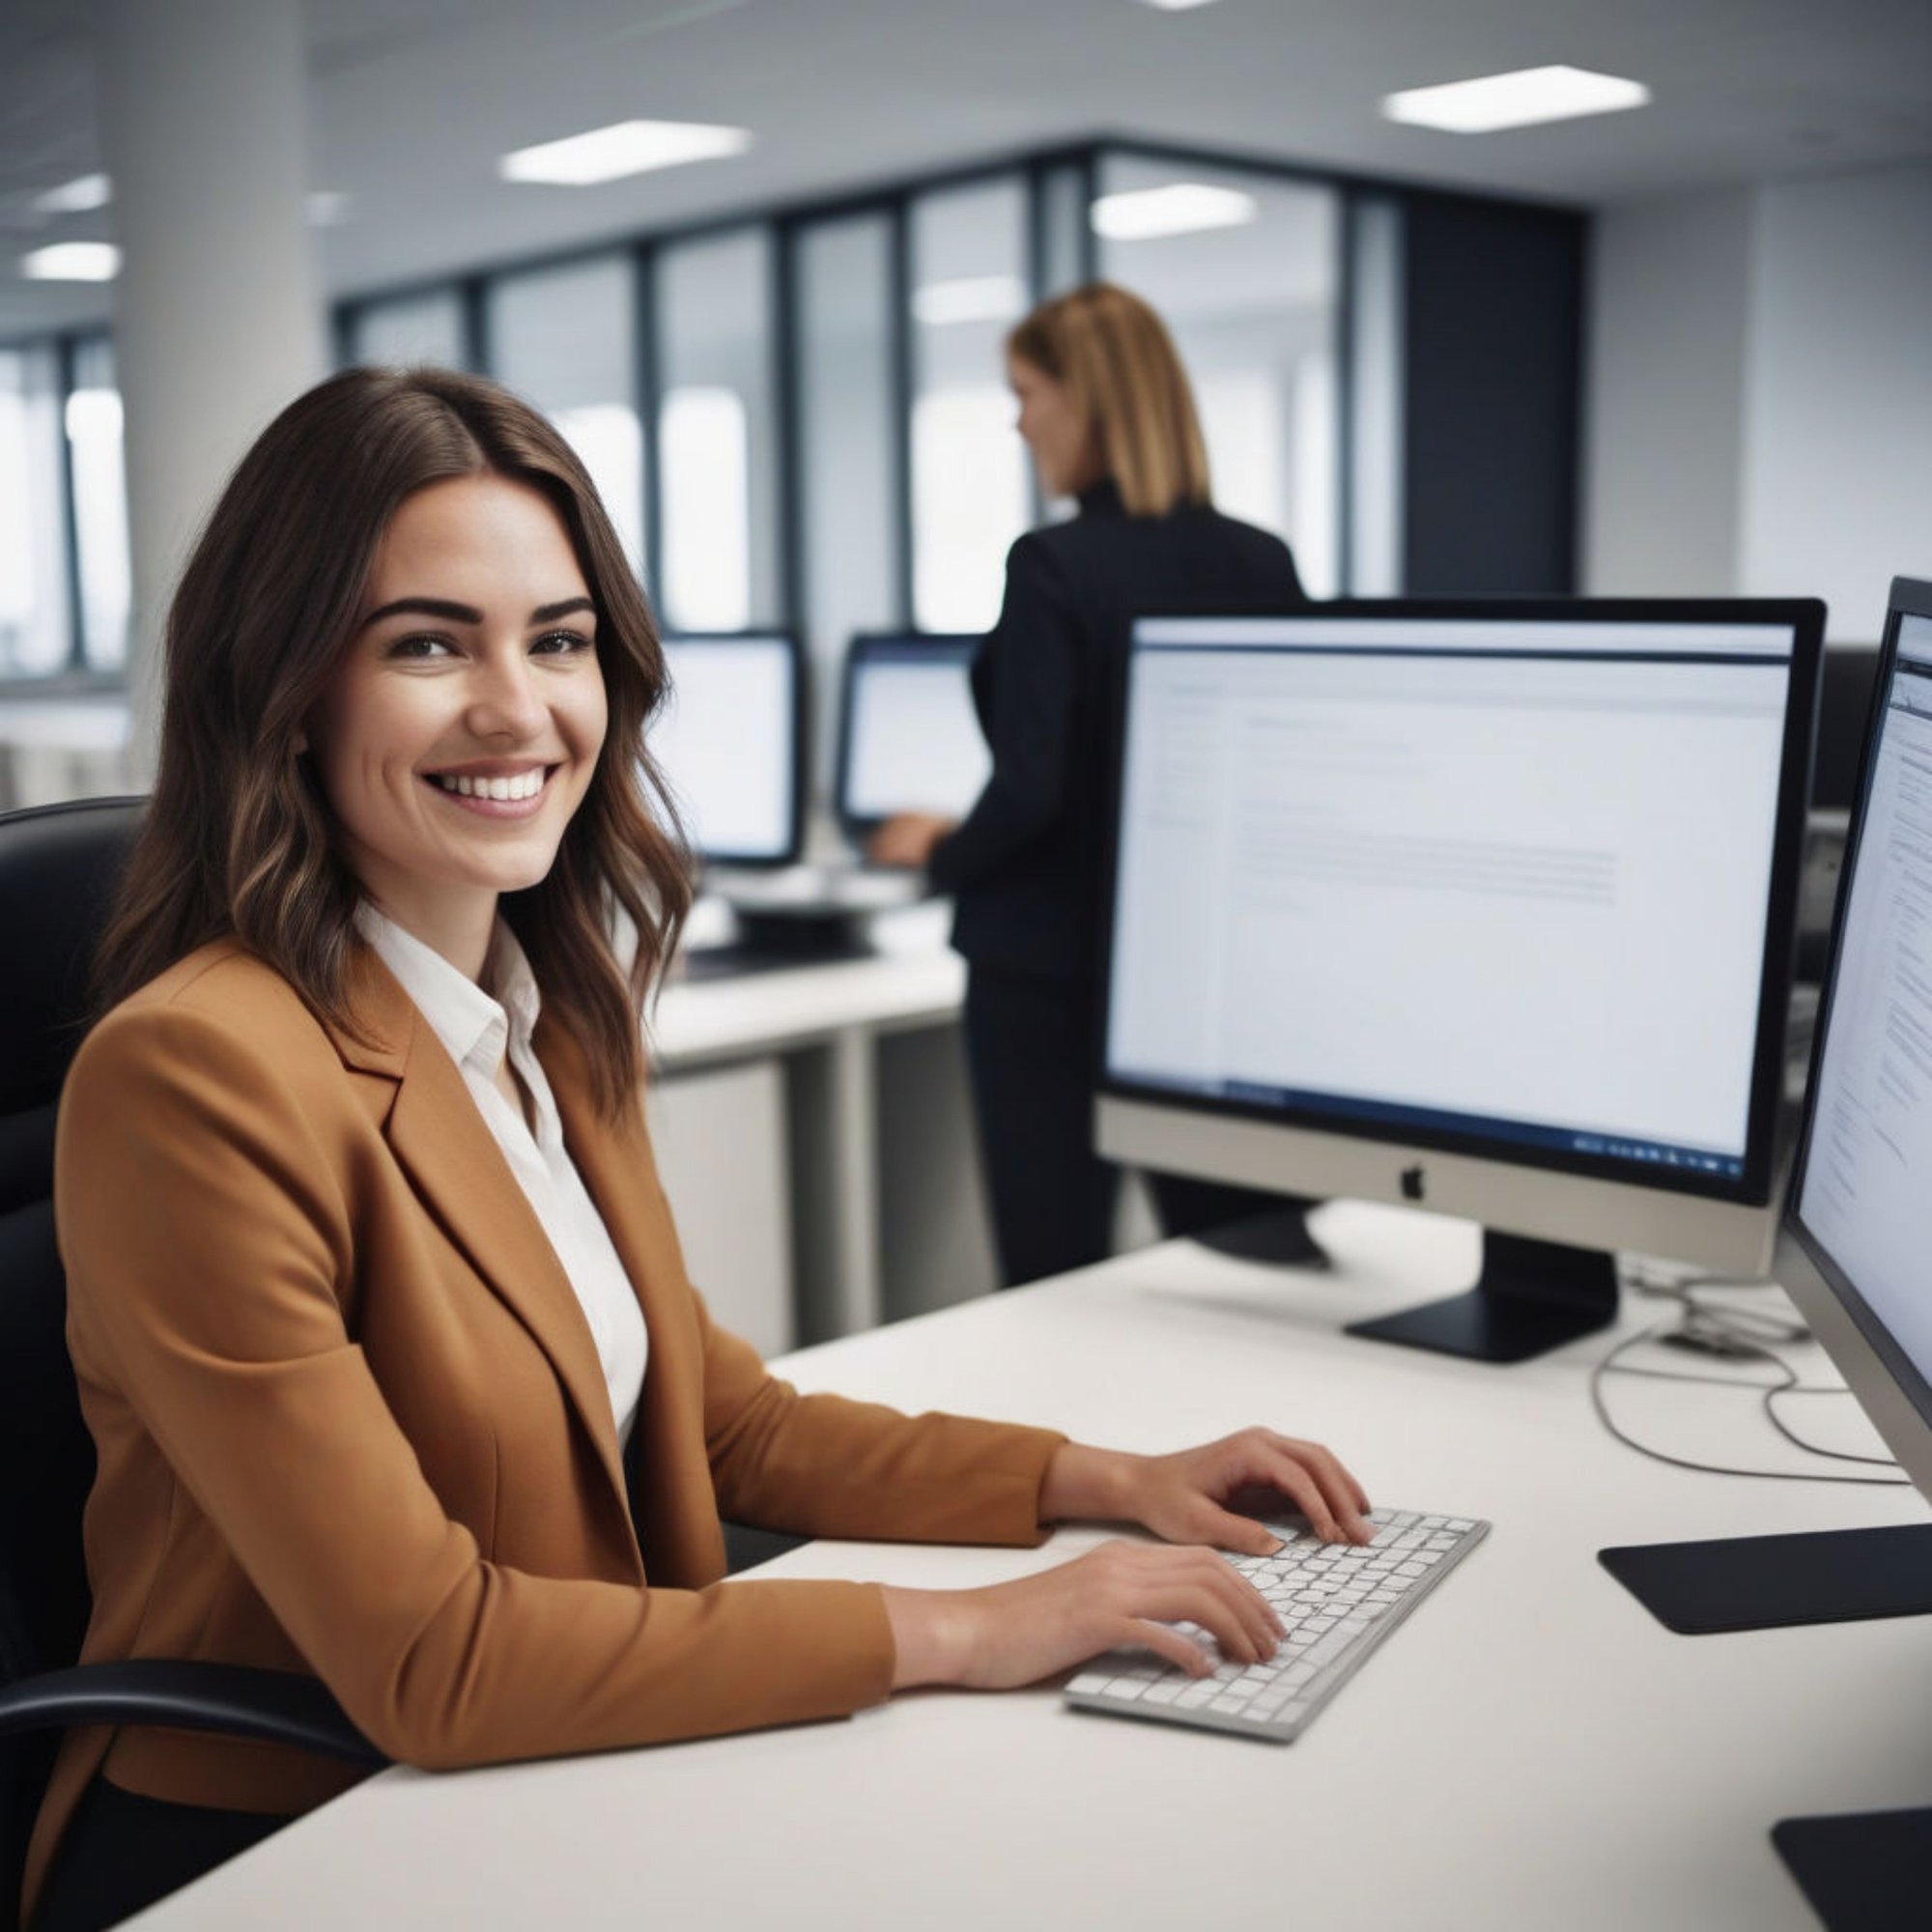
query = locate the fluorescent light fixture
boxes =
[307,191,351,226]
[499,119,752,186]
[21,242,121,282]
[1382,65,1650,133]
[1091,183,1257,242]
[1137,0,1225,11]
[32,173,113,214]
[912,275,1028,327]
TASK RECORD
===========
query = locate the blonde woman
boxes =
[871,283,1319,1288]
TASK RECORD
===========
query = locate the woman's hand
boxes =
[1040,1431,1375,1554]
[867,812,956,868]
[881,1539,1284,1690]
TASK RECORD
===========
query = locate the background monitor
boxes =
[1098,598,1825,1362]
[651,632,805,867]
[835,633,991,838]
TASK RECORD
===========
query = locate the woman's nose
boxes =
[468,653,546,738]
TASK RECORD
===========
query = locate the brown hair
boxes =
[95,366,691,1119]
[1006,282,1211,517]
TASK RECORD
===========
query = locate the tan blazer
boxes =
[26,941,1065,1918]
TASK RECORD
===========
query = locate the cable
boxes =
[1589,1275,1912,1486]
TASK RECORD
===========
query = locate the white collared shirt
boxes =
[356,904,647,1453]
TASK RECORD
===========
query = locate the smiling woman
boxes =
[28,367,1371,1932]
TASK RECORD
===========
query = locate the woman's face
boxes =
[1009,353,1097,500]
[309,472,609,953]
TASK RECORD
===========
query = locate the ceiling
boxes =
[3,0,1930,340]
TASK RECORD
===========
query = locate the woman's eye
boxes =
[533,630,595,656]
[386,634,454,661]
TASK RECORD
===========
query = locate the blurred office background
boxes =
[2,0,1926,810]
[1,0,1928,1339]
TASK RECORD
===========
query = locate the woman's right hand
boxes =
[880,1540,1282,1691]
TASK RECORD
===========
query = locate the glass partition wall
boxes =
[12,139,1545,827]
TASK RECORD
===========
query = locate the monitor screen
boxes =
[836,634,991,831]
[1105,606,1816,1203]
[1784,594,1932,1482]
[1098,599,1823,1363]
[651,633,803,867]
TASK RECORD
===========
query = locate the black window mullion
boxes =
[54,334,86,675]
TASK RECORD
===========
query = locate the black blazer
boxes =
[928,480,1305,983]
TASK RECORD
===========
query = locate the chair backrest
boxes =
[0,797,142,1918]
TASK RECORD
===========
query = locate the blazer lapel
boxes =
[327,951,632,1519]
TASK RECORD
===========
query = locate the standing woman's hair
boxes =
[94,365,691,1118]
[1006,282,1211,516]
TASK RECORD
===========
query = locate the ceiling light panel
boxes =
[499,119,753,186]
[21,242,122,281]
[1382,65,1651,134]
[1091,183,1257,242]
[32,174,113,214]
[912,275,1029,327]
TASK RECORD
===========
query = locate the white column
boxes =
[95,0,323,771]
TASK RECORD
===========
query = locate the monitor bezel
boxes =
[655,629,809,869]
[1775,576,1932,1500]
[1094,595,1828,1213]
[833,630,983,840]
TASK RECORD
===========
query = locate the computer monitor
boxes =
[1098,597,1825,1362]
[834,633,991,838]
[650,632,805,867]
[1777,578,1932,1508]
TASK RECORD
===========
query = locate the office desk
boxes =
[651,907,977,1342]
[130,1204,1930,1930]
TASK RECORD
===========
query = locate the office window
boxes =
[1094,153,1342,597]
[1347,194,1406,597]
[489,256,644,577]
[909,179,1031,634]
[0,345,71,677]
[346,288,468,369]
[793,212,899,789]
[1037,160,1092,298]
[67,337,131,671]
[655,229,782,632]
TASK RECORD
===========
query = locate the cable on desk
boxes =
[1590,1271,1911,1486]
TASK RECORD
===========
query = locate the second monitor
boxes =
[836,633,991,842]
[1098,598,1826,1362]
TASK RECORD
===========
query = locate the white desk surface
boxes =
[651,904,963,1069]
[132,1204,1930,1931]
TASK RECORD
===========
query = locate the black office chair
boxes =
[0,798,383,1931]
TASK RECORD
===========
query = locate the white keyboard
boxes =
[1065,1508,1489,1742]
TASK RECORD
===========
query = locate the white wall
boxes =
[1585,159,1932,639]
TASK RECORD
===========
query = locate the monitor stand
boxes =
[1344,1230,1618,1364]
[1774,1805,1932,1932]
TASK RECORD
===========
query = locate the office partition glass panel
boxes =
[1095,153,1342,598]
[1347,195,1406,596]
[0,345,71,677]
[346,289,468,369]
[489,255,644,577]
[1037,160,1092,298]
[794,212,898,791]
[656,228,781,633]
[909,178,1031,634]
[68,337,130,670]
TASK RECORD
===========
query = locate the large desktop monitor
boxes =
[650,632,805,867]
[835,633,991,839]
[1776,577,1932,1510]
[1097,598,1826,1362]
